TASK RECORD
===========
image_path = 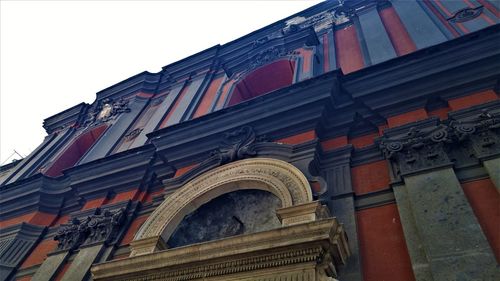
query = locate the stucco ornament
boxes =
[131,157,313,256]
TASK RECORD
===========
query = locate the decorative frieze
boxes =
[54,207,126,252]
[212,126,260,164]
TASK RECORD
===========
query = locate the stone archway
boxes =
[92,158,350,281]
[130,158,313,256]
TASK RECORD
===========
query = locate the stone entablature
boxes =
[91,219,349,281]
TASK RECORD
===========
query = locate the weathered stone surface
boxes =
[32,252,69,281]
[483,157,500,191]
[329,197,362,281]
[393,184,434,281]
[168,190,281,248]
[403,168,498,280]
[92,218,350,281]
[61,245,103,281]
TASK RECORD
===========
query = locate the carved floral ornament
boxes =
[380,110,499,177]
[54,207,126,252]
[131,157,314,256]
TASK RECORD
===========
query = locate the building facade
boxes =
[1,0,499,280]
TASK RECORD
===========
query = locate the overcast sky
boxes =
[0,0,323,165]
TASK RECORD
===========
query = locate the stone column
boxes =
[32,205,130,281]
[32,252,69,281]
[380,119,499,281]
[320,145,363,281]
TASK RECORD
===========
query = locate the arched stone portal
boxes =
[131,158,314,256]
[92,158,350,281]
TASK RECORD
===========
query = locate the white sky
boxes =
[0,0,323,165]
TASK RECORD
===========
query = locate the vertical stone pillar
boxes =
[483,158,500,190]
[32,252,69,281]
[392,184,434,281]
[320,145,362,281]
[403,168,497,280]
[32,205,130,281]
[380,119,499,281]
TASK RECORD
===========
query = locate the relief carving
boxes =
[381,109,500,179]
[54,207,126,252]
[83,97,131,127]
[380,125,452,177]
[448,6,483,23]
[450,109,500,159]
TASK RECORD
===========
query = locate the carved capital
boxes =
[450,109,500,159]
[54,207,127,252]
[380,124,453,178]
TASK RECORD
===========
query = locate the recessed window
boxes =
[44,125,107,177]
[227,59,295,106]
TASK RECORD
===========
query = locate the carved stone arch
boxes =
[131,157,313,256]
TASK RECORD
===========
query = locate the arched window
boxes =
[227,59,295,107]
[44,125,108,177]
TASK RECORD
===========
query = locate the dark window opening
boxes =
[227,59,295,107]
[44,125,107,177]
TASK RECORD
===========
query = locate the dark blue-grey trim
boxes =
[358,7,397,65]
[392,0,448,49]
[353,14,372,66]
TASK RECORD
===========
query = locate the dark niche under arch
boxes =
[167,189,282,248]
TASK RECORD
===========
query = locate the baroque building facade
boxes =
[1,1,499,280]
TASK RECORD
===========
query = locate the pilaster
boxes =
[320,145,362,281]
[379,116,499,280]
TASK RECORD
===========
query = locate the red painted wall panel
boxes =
[276,130,316,145]
[448,90,498,111]
[45,125,108,177]
[53,261,71,281]
[120,215,149,246]
[159,83,190,128]
[349,132,379,149]
[357,204,416,281]
[335,25,364,74]
[379,7,417,56]
[352,160,390,195]
[20,239,58,269]
[387,109,428,128]
[0,212,57,228]
[321,136,348,151]
[193,76,224,118]
[462,179,500,262]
